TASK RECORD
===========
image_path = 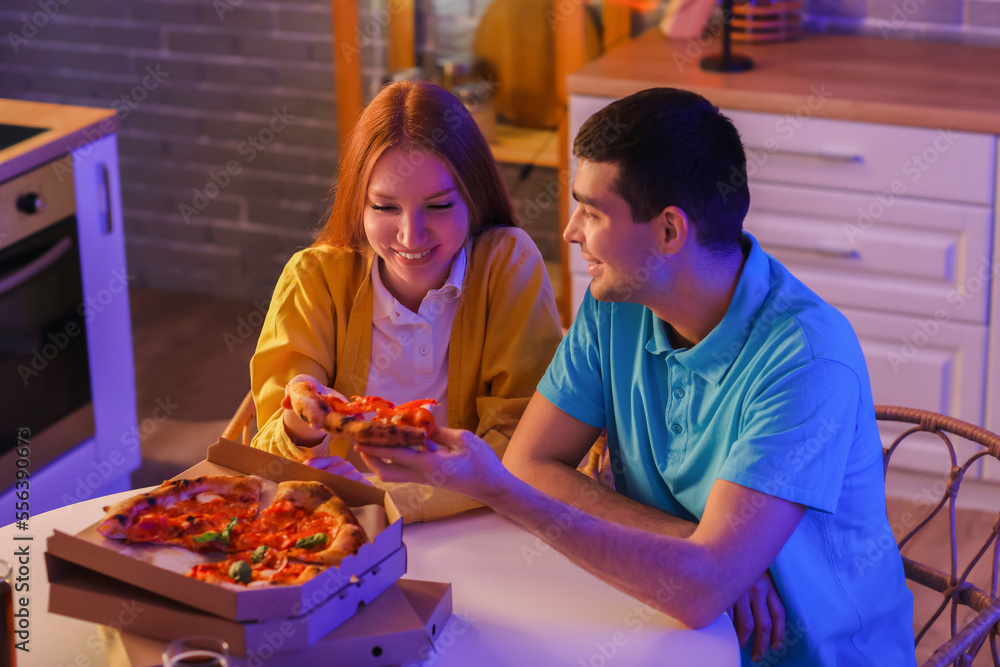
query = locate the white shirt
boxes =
[366,248,466,426]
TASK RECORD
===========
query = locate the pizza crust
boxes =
[336,419,429,449]
[275,481,369,566]
[192,566,324,588]
[96,475,263,540]
[287,382,355,432]
[247,565,323,587]
[191,553,324,588]
[286,381,430,449]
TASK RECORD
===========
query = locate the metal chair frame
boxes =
[877,405,1000,667]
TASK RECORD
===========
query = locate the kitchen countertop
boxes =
[0,98,118,181]
[568,29,1000,134]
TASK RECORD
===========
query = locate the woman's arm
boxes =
[250,248,344,461]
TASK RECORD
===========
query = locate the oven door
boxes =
[0,215,95,478]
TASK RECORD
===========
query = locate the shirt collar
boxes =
[645,233,771,384]
[371,247,467,322]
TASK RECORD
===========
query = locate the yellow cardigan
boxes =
[250,227,563,521]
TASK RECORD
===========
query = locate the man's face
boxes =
[564,159,662,303]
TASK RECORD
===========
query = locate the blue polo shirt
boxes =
[538,234,915,666]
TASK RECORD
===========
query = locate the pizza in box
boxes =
[96,476,367,587]
[96,379,438,588]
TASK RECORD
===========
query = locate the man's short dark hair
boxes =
[573,88,750,252]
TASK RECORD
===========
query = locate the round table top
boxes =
[2,488,739,667]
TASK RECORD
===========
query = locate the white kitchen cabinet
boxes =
[568,93,999,479]
[73,133,140,500]
[984,139,1000,482]
[0,117,138,515]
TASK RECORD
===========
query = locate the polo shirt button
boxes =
[673,388,685,399]
[419,345,429,355]
[671,423,682,434]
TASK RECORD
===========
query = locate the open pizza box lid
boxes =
[46,438,406,627]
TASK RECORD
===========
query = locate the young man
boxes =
[358,87,915,666]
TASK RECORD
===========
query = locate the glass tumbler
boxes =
[161,635,229,667]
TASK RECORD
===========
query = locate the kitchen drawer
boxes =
[724,109,996,206]
[850,306,987,423]
[846,306,988,477]
[745,182,994,324]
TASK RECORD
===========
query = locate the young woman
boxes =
[249,80,563,521]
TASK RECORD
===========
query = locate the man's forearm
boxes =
[479,471,722,628]
[512,458,697,538]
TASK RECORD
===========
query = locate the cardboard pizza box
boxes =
[47,554,452,664]
[115,579,454,667]
[46,439,405,633]
[46,548,410,655]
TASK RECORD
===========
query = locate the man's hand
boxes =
[729,569,786,662]
[280,374,345,448]
[356,427,512,502]
[305,455,372,486]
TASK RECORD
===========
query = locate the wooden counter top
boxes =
[0,98,118,181]
[568,30,1000,134]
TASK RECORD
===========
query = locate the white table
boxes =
[1,491,739,667]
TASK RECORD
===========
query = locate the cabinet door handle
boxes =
[97,162,112,234]
[765,241,860,259]
[745,147,864,164]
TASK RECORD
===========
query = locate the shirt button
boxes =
[419,345,429,355]
[673,388,685,399]
[671,423,683,434]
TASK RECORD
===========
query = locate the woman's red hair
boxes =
[315,80,516,249]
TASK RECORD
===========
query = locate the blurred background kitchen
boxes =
[2,0,1000,514]
[2,2,1000,663]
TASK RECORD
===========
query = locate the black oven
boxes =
[0,156,95,483]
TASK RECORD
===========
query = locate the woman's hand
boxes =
[280,374,346,448]
[305,455,372,485]
[355,426,512,503]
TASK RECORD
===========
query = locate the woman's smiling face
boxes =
[363,146,471,311]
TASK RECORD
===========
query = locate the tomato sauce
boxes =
[318,395,438,434]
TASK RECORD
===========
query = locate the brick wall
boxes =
[1,0,347,300]
[11,0,987,301]
[0,0,567,301]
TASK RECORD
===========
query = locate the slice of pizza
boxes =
[232,480,368,567]
[189,546,323,587]
[96,475,263,551]
[287,381,438,449]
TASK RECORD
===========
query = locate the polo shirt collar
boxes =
[436,246,467,303]
[646,233,770,385]
[371,247,467,322]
